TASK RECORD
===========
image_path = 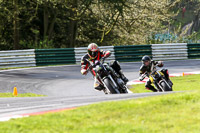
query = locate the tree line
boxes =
[0,0,182,50]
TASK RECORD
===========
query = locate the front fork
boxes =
[107,65,126,89]
[96,72,120,94]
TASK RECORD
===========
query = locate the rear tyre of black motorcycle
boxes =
[104,78,118,94]
[121,89,128,94]
[120,86,128,93]
[160,81,172,91]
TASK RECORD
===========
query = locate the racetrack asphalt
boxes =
[0,59,199,119]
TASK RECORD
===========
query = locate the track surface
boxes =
[0,59,199,118]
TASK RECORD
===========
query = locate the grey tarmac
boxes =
[0,59,199,118]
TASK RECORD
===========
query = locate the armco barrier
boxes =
[1,43,199,68]
[75,46,115,64]
[35,48,76,66]
[114,45,152,62]
[0,49,36,68]
[152,43,188,60]
[187,43,200,59]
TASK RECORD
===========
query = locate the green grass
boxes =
[0,91,200,133]
[0,74,200,133]
[130,74,200,93]
[0,93,44,97]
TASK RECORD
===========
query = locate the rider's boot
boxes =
[94,84,109,94]
[94,84,104,91]
[146,85,158,92]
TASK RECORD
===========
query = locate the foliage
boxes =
[0,0,181,50]
[153,0,200,44]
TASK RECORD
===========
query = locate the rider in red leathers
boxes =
[81,43,128,91]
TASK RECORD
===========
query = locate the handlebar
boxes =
[139,72,148,81]
[85,57,105,72]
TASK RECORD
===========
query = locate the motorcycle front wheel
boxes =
[160,81,172,91]
[104,78,119,94]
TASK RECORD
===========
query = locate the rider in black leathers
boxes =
[139,55,171,92]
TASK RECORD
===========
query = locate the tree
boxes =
[0,0,182,50]
[13,0,19,49]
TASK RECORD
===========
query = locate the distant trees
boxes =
[0,0,180,50]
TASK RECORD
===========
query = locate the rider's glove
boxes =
[104,51,111,58]
[81,69,87,75]
[157,61,163,67]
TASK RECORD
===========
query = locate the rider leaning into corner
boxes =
[81,43,129,92]
[139,55,173,92]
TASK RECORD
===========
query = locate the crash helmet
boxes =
[87,43,99,59]
[141,55,151,66]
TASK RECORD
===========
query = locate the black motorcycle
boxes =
[140,69,173,92]
[86,58,130,94]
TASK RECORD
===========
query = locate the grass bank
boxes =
[0,93,44,97]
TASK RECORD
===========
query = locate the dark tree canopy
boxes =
[0,0,189,50]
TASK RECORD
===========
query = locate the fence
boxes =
[152,43,188,60]
[114,45,152,62]
[0,43,199,68]
[187,43,200,59]
[0,49,36,68]
[35,48,75,66]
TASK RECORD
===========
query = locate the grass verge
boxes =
[0,91,199,132]
[0,93,44,97]
[0,75,199,132]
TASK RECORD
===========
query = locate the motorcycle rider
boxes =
[81,43,128,91]
[139,55,172,92]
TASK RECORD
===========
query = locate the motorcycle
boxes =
[140,69,173,92]
[86,58,130,94]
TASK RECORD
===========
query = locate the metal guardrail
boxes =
[0,49,36,68]
[152,43,188,60]
[114,45,152,62]
[74,46,115,64]
[187,43,200,59]
[0,43,199,68]
[35,48,76,66]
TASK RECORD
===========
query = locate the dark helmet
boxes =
[142,55,151,66]
[87,43,99,59]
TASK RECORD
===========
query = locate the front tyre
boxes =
[120,85,129,93]
[104,78,119,94]
[160,81,172,91]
